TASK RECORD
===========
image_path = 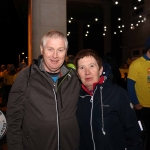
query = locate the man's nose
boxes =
[53,50,58,58]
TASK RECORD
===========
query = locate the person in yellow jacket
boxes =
[66,55,76,70]
[13,62,27,82]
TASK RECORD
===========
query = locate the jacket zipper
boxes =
[53,88,60,150]
[90,87,97,150]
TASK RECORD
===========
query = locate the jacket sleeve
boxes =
[6,67,30,150]
[127,78,139,105]
[118,89,143,150]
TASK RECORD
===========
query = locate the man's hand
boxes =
[134,104,143,110]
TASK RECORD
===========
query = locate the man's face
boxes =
[40,37,67,73]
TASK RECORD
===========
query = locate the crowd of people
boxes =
[0,62,27,106]
[0,30,150,150]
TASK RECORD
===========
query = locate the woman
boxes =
[74,49,143,150]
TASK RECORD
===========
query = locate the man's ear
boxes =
[99,66,103,76]
[40,45,43,55]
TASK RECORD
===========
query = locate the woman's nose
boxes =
[85,68,90,75]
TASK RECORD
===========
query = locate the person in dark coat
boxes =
[102,52,122,87]
[74,49,143,150]
[6,30,81,150]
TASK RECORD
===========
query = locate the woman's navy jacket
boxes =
[76,79,143,150]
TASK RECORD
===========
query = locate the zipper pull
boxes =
[90,96,93,102]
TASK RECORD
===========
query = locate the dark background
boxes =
[0,0,28,67]
[0,0,122,67]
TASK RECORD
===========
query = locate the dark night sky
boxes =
[0,0,28,67]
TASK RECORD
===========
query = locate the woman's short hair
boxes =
[74,49,102,70]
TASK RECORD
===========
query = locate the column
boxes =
[28,0,67,65]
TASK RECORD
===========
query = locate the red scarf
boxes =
[81,76,105,95]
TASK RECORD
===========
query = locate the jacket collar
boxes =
[33,55,70,77]
[81,76,105,95]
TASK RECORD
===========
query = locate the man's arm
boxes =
[127,78,143,110]
[6,67,29,150]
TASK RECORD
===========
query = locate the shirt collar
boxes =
[143,54,150,60]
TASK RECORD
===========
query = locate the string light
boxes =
[95,18,98,21]
[115,1,118,5]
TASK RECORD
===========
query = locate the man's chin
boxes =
[48,67,60,73]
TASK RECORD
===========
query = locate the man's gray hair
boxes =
[40,30,68,49]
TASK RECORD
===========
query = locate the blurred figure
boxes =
[0,65,6,96]
[102,52,122,87]
[119,63,129,89]
[0,65,7,78]
[66,54,76,70]
[0,65,8,84]
[127,36,150,150]
[4,64,16,104]
[74,49,143,150]
[13,62,27,82]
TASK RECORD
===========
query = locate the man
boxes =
[6,30,81,150]
[127,36,150,150]
[102,52,122,87]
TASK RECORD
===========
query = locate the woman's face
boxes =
[77,56,103,90]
